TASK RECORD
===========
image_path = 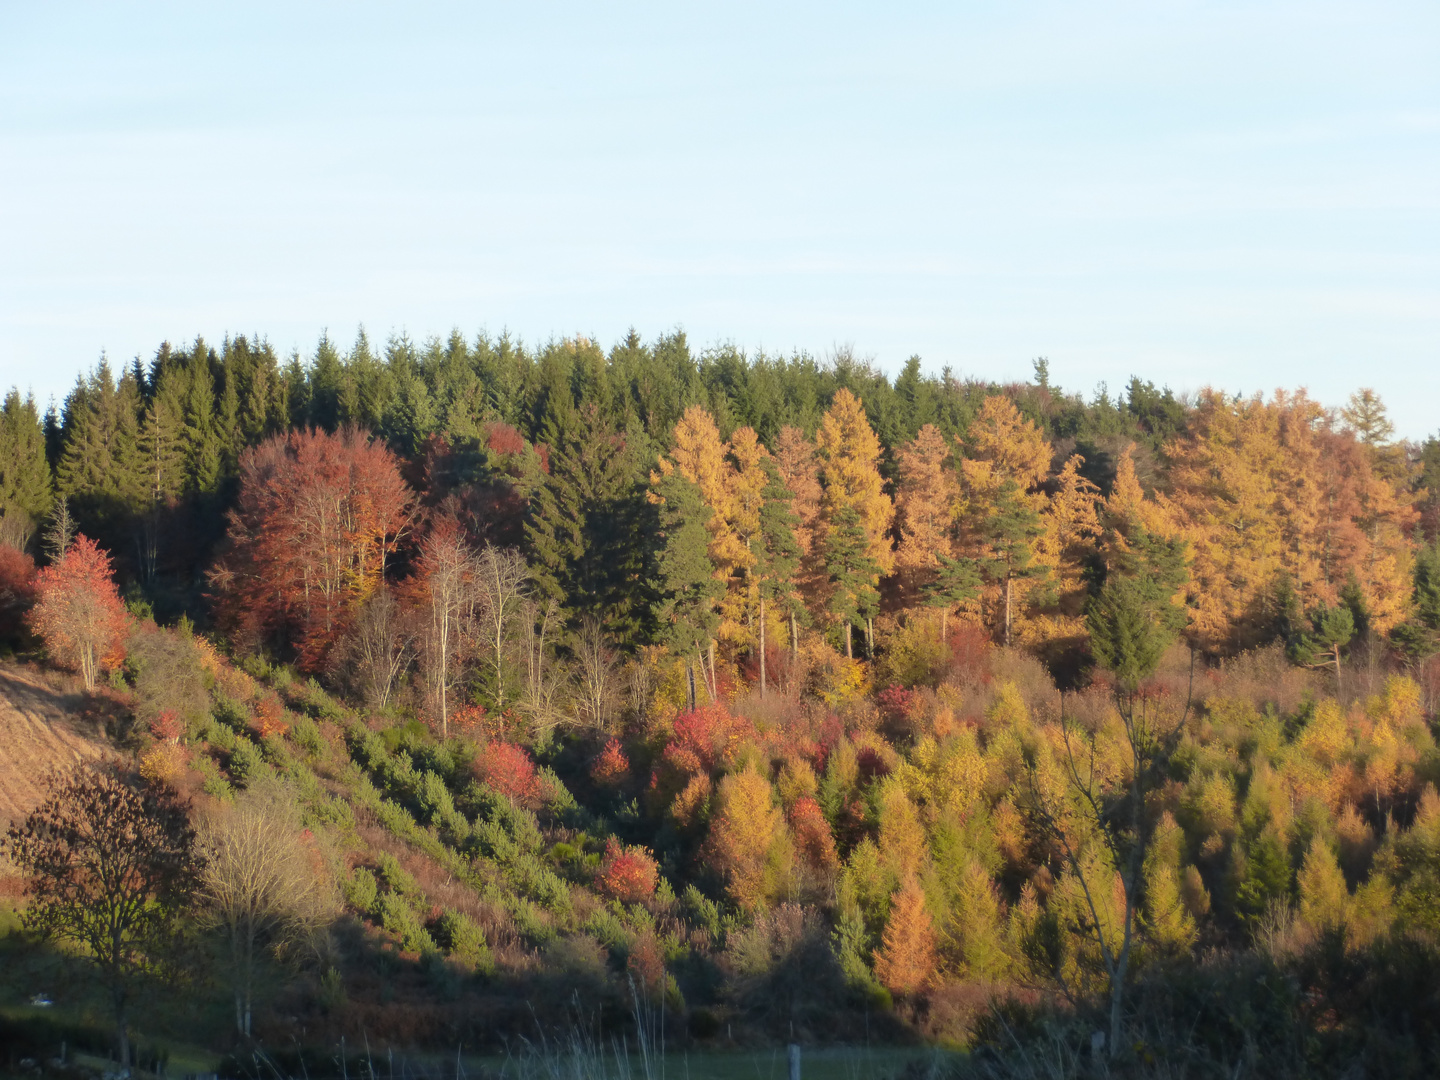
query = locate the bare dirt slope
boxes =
[0,664,109,831]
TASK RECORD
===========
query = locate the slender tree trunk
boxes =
[687,660,696,711]
[707,640,717,701]
[1004,576,1013,647]
[759,596,767,699]
[866,616,874,658]
[790,612,798,657]
[941,608,949,646]
[844,622,852,660]
[112,983,129,1067]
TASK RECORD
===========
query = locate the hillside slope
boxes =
[0,664,107,832]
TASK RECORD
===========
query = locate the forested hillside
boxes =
[2,328,1440,1078]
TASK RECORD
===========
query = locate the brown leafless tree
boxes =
[472,543,530,708]
[196,781,339,1037]
[573,614,619,731]
[334,586,415,709]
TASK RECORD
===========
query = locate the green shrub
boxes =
[377,892,436,954]
[194,754,233,800]
[345,867,379,915]
[419,771,457,822]
[212,693,250,733]
[227,738,270,786]
[292,716,326,758]
[511,898,556,944]
[439,807,471,847]
[376,852,420,897]
[682,884,722,939]
[435,909,495,973]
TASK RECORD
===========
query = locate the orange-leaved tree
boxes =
[29,534,128,689]
[894,424,959,605]
[209,426,415,670]
[873,874,938,995]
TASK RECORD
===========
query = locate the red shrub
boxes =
[948,623,992,684]
[591,738,629,786]
[664,703,753,776]
[0,545,37,641]
[475,739,544,805]
[596,838,659,903]
[627,930,666,1000]
[150,709,184,743]
[878,685,917,725]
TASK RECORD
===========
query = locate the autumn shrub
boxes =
[253,692,289,738]
[595,838,660,903]
[473,739,545,806]
[877,616,951,689]
[706,765,793,911]
[123,625,212,732]
[28,534,129,689]
[149,709,183,743]
[591,738,629,786]
[0,543,36,649]
[138,741,188,788]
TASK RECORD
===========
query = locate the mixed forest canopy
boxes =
[3,326,1440,1075]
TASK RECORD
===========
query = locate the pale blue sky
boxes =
[2,2,1437,437]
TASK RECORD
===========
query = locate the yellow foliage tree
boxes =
[707,765,791,911]
[956,396,1052,643]
[816,389,895,577]
[1298,837,1349,933]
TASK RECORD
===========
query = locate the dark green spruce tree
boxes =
[651,470,723,707]
[0,389,54,551]
[754,455,805,692]
[825,504,882,660]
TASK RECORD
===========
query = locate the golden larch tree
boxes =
[772,425,828,621]
[816,389,895,576]
[873,874,939,994]
[707,765,790,912]
[955,396,1052,643]
[894,424,959,602]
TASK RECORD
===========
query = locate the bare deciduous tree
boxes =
[473,543,530,708]
[334,586,415,709]
[573,614,618,731]
[417,526,479,737]
[197,780,338,1037]
[519,595,564,737]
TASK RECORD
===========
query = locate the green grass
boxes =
[460,1046,944,1080]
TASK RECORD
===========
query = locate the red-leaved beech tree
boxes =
[29,534,128,689]
[208,427,415,669]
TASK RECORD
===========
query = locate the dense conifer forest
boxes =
[3,327,1440,1078]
